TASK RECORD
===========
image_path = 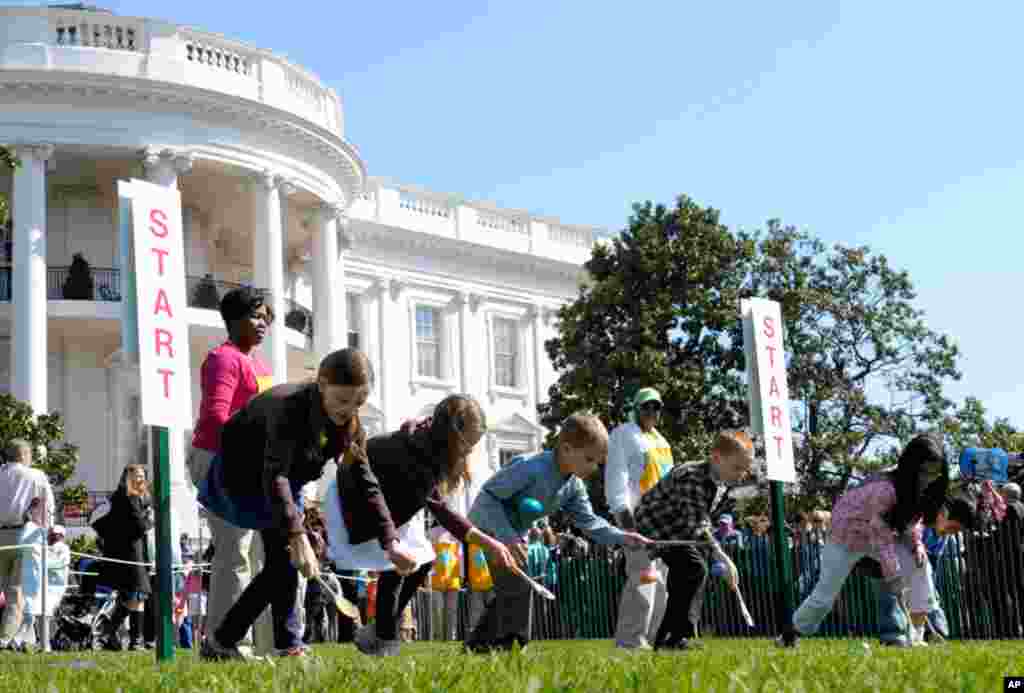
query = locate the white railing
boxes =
[549,224,592,248]
[350,181,600,263]
[53,14,142,51]
[399,191,452,220]
[476,210,527,235]
[183,37,254,76]
[3,6,344,136]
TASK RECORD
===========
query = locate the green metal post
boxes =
[152,426,175,662]
[769,481,793,629]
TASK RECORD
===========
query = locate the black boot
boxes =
[101,602,129,651]
[128,611,145,651]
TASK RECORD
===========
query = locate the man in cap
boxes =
[605,387,673,650]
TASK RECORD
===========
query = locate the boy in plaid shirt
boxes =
[634,431,755,651]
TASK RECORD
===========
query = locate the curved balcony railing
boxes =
[0,267,313,338]
[0,6,345,136]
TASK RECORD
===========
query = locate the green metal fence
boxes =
[399,526,1024,642]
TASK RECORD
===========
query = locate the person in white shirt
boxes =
[605,388,673,650]
[0,439,55,649]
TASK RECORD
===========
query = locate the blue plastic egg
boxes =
[519,497,544,515]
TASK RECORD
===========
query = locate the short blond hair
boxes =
[557,413,608,450]
[712,430,754,460]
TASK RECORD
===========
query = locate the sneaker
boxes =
[615,640,654,651]
[376,639,401,657]
[353,624,376,656]
[775,629,799,648]
[275,645,311,658]
[879,639,911,648]
[201,634,261,662]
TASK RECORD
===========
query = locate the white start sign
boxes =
[128,179,193,429]
[742,298,796,483]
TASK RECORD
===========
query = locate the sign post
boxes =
[119,179,192,663]
[742,298,797,627]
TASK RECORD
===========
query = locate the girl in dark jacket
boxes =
[96,463,153,650]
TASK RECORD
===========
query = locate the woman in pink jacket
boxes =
[186,287,274,655]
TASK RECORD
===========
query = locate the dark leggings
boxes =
[375,562,433,641]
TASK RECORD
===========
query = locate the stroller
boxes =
[50,562,120,651]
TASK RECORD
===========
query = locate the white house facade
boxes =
[0,5,601,536]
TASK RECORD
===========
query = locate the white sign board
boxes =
[742,298,796,483]
[130,180,193,428]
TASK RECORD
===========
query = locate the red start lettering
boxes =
[150,247,169,276]
[153,289,173,318]
[774,435,785,457]
[770,405,782,428]
[762,316,775,339]
[766,344,777,368]
[149,208,169,238]
[154,328,174,358]
[768,375,781,399]
[157,368,174,398]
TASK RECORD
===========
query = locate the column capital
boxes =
[452,290,481,312]
[10,143,54,161]
[140,147,193,182]
[388,278,405,301]
[254,169,286,191]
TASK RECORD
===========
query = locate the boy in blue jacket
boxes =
[464,413,651,652]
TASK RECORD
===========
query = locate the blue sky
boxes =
[26,1,1023,427]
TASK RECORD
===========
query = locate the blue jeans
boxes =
[214,526,302,651]
[794,542,937,636]
[878,579,949,643]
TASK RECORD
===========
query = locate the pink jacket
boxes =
[830,478,923,579]
[191,342,272,452]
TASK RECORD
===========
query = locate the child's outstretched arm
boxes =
[561,477,650,547]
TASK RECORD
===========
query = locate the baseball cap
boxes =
[52,525,66,536]
[718,514,733,524]
[633,388,663,408]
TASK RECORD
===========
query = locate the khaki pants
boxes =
[614,545,667,648]
[0,527,25,641]
[187,447,273,654]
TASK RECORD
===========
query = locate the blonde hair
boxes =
[557,413,608,450]
[712,430,754,460]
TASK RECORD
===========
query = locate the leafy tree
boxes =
[540,195,753,463]
[735,222,961,503]
[0,393,80,487]
[542,198,962,514]
[944,396,1024,454]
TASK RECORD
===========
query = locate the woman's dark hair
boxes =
[884,433,949,532]
[944,492,980,532]
[219,287,274,328]
[317,348,374,388]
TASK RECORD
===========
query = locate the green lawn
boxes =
[0,639,1016,692]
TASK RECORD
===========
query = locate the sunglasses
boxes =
[638,401,662,412]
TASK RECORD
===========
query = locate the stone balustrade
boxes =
[0,5,344,136]
[349,180,602,264]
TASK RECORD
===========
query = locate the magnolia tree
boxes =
[541,196,964,517]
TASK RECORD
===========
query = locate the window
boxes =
[347,293,361,350]
[415,305,442,378]
[493,317,518,388]
[500,449,521,468]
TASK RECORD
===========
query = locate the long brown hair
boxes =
[402,394,487,496]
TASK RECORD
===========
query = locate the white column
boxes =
[312,203,350,362]
[453,291,478,395]
[530,304,546,421]
[252,171,288,383]
[10,144,53,414]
